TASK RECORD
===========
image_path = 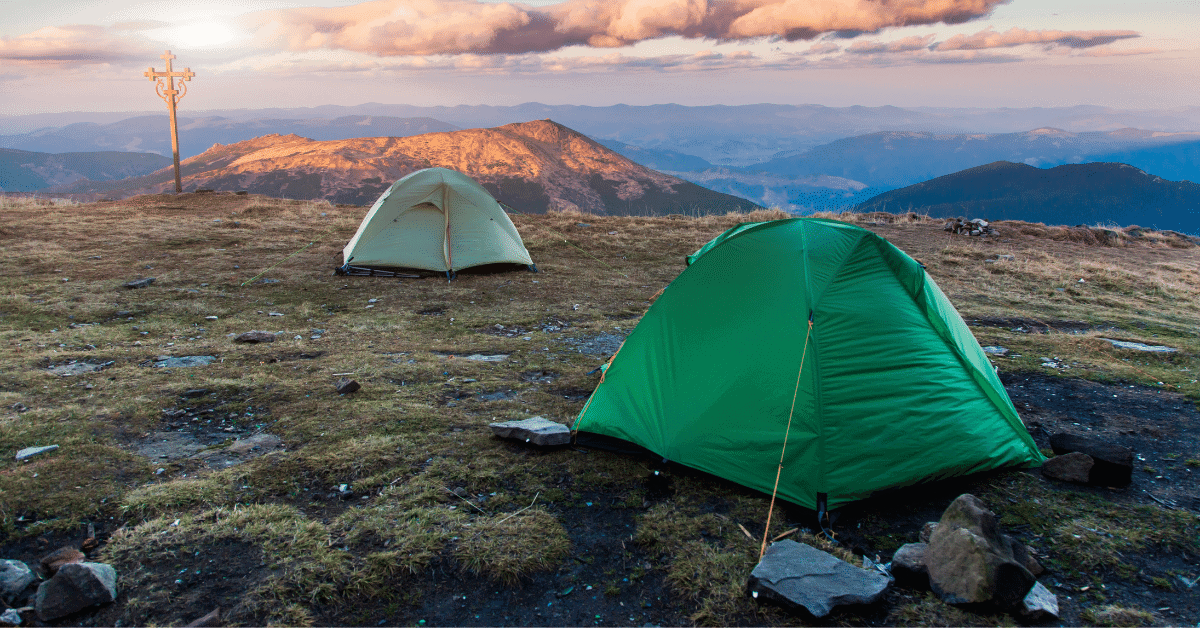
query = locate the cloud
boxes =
[0,25,158,63]
[240,0,1010,56]
[935,27,1139,51]
[846,34,935,54]
[1078,45,1159,57]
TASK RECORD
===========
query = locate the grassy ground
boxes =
[1,193,1197,626]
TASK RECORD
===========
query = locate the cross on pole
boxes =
[144,50,195,194]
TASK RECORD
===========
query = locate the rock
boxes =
[183,607,221,627]
[182,389,209,398]
[1018,581,1058,620]
[40,547,84,575]
[489,416,571,446]
[15,445,58,462]
[35,562,117,621]
[335,378,360,394]
[1049,432,1133,487]
[919,521,938,543]
[925,494,1035,607]
[0,608,20,626]
[747,540,890,618]
[227,433,283,455]
[1041,452,1094,484]
[890,543,929,587]
[982,346,1009,357]
[235,331,276,343]
[461,354,508,362]
[123,278,155,289]
[0,560,35,602]
[154,356,216,368]
[1097,338,1178,353]
[48,361,113,376]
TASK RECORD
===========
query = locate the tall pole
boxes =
[144,51,195,194]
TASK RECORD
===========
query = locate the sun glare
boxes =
[159,21,235,48]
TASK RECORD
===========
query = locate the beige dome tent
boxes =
[340,168,535,277]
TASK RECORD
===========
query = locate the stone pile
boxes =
[1044,432,1133,487]
[888,494,1057,620]
[943,218,997,236]
[0,542,119,624]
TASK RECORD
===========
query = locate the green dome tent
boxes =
[573,217,1042,511]
[341,168,534,275]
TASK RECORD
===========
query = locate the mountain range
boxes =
[48,120,760,216]
[6,103,1200,166]
[0,149,170,192]
[855,161,1200,234]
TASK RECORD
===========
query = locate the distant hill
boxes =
[854,161,1200,234]
[752,128,1200,189]
[0,148,171,192]
[49,120,762,216]
[0,115,459,160]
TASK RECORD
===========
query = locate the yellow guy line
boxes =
[760,317,814,560]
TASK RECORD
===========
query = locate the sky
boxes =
[0,0,1196,115]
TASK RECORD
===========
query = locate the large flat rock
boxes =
[748,540,890,618]
[489,416,571,446]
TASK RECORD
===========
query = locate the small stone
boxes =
[123,278,155,289]
[982,346,1009,357]
[461,354,509,362]
[890,543,929,587]
[39,547,84,576]
[0,608,20,626]
[16,445,59,462]
[205,316,218,320]
[268,312,284,317]
[154,356,216,368]
[748,540,890,618]
[235,331,276,343]
[35,562,118,621]
[1041,452,1094,484]
[489,416,571,446]
[336,378,361,394]
[1019,581,1059,620]
[1049,432,1133,487]
[0,560,36,603]
[182,389,209,399]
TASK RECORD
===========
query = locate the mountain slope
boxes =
[854,161,1200,233]
[50,120,762,215]
[0,148,171,192]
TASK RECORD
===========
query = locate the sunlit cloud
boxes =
[239,0,1011,56]
[935,27,1139,51]
[846,34,935,54]
[0,25,158,63]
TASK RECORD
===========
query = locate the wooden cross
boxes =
[144,51,195,194]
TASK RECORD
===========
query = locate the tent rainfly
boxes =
[341,168,535,276]
[573,217,1043,511]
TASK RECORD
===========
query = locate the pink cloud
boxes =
[846,34,935,54]
[241,0,1010,56]
[936,27,1139,51]
[0,25,158,63]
